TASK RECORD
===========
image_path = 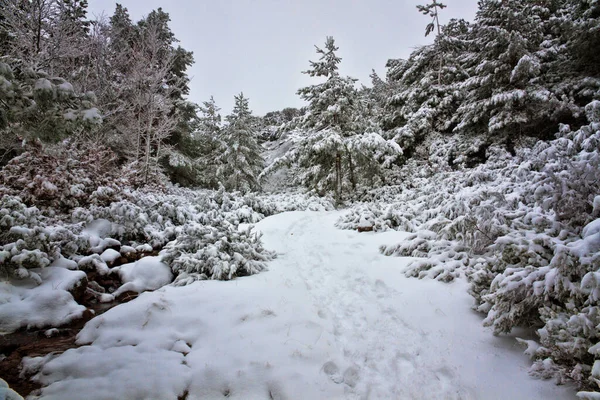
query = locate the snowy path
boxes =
[30,211,575,399]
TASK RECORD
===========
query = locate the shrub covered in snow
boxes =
[0,196,88,281]
[339,102,600,393]
[162,222,274,284]
[0,142,127,212]
[0,148,332,288]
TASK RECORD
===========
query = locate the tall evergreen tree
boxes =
[295,36,359,204]
[453,0,553,138]
[265,37,400,203]
[417,0,446,85]
[0,0,100,161]
[217,93,263,192]
[193,96,222,188]
[381,18,471,159]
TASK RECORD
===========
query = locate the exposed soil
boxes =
[0,251,159,398]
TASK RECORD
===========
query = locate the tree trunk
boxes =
[347,151,356,192]
[144,101,153,185]
[136,123,141,162]
[35,0,42,55]
[434,4,443,85]
[335,151,342,207]
[234,131,240,191]
[156,139,161,169]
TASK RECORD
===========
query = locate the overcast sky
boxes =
[88,0,478,116]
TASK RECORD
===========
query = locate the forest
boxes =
[1,0,599,399]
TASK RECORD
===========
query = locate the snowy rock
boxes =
[0,378,24,400]
[0,268,86,333]
[48,255,78,270]
[78,254,109,275]
[40,267,87,303]
[135,244,153,253]
[357,215,375,232]
[90,238,120,254]
[120,246,136,256]
[112,257,173,298]
[44,328,59,338]
[100,248,121,265]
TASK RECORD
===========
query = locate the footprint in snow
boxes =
[322,362,360,388]
[342,366,360,388]
[322,361,344,384]
[374,279,389,298]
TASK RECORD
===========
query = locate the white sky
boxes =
[88,0,478,116]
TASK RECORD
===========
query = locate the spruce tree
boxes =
[296,36,359,204]
[416,1,446,85]
[381,18,470,157]
[195,96,222,188]
[453,0,551,138]
[217,93,263,192]
[264,37,400,202]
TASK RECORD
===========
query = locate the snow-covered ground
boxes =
[27,211,576,399]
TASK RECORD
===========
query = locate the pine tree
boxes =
[264,37,400,202]
[453,0,552,138]
[416,1,446,85]
[296,36,359,204]
[217,93,263,192]
[381,18,471,158]
[47,0,91,80]
[194,96,222,188]
[82,5,196,185]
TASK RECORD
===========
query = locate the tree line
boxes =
[1,0,599,200]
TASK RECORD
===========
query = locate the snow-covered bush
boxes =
[162,221,275,284]
[0,195,89,281]
[250,191,335,215]
[1,145,331,288]
[0,142,128,212]
[339,102,600,392]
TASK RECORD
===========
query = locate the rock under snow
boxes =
[0,267,87,333]
[110,256,173,299]
[100,248,121,265]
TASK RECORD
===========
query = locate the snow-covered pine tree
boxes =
[416,0,446,85]
[46,0,91,80]
[141,8,196,183]
[263,37,400,202]
[194,96,223,188]
[217,93,263,192]
[538,0,600,129]
[72,5,196,187]
[124,19,179,184]
[380,18,470,164]
[295,36,358,204]
[0,62,101,165]
[453,0,554,139]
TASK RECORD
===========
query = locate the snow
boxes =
[33,78,52,91]
[83,219,121,254]
[48,255,78,270]
[77,254,109,274]
[100,248,121,264]
[0,378,23,400]
[82,107,102,122]
[111,256,173,298]
[0,267,86,333]
[57,82,74,93]
[27,211,575,399]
